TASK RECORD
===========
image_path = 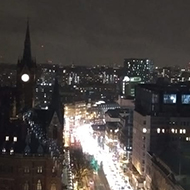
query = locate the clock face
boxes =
[21,74,30,82]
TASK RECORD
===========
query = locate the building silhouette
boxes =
[0,21,64,190]
[16,20,37,113]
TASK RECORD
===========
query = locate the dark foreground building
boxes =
[0,79,64,190]
[132,83,190,190]
[0,22,64,190]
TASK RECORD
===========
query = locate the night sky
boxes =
[1,0,190,67]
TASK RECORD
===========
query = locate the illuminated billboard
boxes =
[123,76,130,82]
[163,94,176,104]
[181,94,190,104]
[122,76,141,82]
[130,77,141,82]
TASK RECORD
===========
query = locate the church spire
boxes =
[23,18,32,61]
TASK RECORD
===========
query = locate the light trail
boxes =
[75,123,133,190]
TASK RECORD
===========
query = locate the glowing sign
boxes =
[130,77,141,82]
[123,76,130,82]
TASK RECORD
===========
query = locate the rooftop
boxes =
[138,82,190,93]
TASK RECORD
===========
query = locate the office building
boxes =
[124,58,154,83]
[132,83,190,190]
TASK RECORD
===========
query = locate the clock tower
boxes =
[16,20,37,113]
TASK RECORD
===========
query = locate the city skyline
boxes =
[1,0,190,66]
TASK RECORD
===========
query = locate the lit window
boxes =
[171,128,175,133]
[175,129,178,133]
[24,181,29,190]
[2,148,6,153]
[115,129,119,133]
[51,184,56,190]
[162,129,165,133]
[24,167,30,173]
[180,129,183,134]
[5,136,9,141]
[183,129,186,134]
[10,148,14,155]
[143,128,147,133]
[52,167,56,173]
[157,128,160,133]
[37,166,43,173]
[37,180,42,190]
[186,137,189,141]
[13,137,17,142]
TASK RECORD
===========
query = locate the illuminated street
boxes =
[94,168,110,190]
[64,113,133,190]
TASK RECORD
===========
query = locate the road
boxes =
[64,116,134,190]
[94,167,110,190]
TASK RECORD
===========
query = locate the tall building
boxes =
[121,76,141,97]
[132,83,190,190]
[116,96,134,161]
[16,20,37,113]
[123,58,154,83]
[0,21,64,190]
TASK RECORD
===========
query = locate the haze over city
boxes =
[1,0,190,66]
[1,1,190,189]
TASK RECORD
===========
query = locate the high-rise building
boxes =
[132,83,190,190]
[123,58,154,83]
[121,76,141,97]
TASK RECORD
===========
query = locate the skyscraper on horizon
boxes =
[123,58,154,83]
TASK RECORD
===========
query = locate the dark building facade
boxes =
[0,80,64,190]
[132,83,190,190]
[0,22,64,190]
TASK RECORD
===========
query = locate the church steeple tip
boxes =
[23,18,32,61]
